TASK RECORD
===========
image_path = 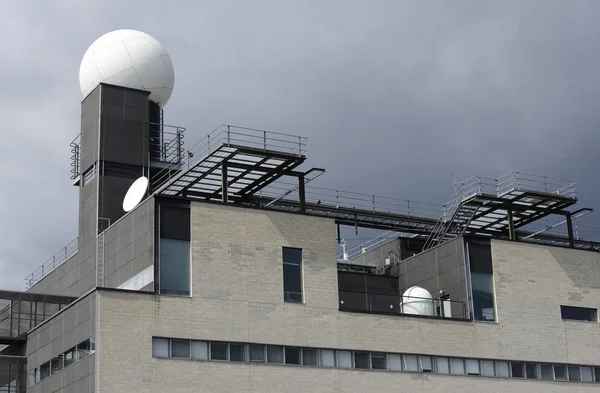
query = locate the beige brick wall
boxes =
[95,202,600,392]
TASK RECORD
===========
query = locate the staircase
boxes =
[423,200,480,251]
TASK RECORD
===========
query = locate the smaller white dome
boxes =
[402,286,432,302]
[401,286,434,316]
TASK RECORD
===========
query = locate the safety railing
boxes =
[24,237,78,289]
[337,231,416,261]
[338,291,466,319]
[151,124,307,191]
[258,181,443,219]
[149,122,185,164]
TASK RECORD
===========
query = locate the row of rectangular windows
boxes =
[152,337,600,383]
[26,339,94,387]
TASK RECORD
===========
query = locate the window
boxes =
[320,349,335,367]
[82,165,96,186]
[302,348,318,366]
[230,343,246,362]
[404,355,418,372]
[511,362,524,378]
[283,248,303,302]
[191,341,208,360]
[496,361,510,377]
[51,356,63,375]
[468,241,495,322]
[450,358,465,375]
[64,347,77,367]
[267,346,283,364]
[540,364,553,380]
[171,339,190,358]
[419,356,432,372]
[159,205,191,296]
[436,357,449,374]
[285,347,301,365]
[525,363,537,379]
[76,340,91,359]
[554,364,567,380]
[371,353,387,370]
[249,344,265,362]
[388,354,402,371]
[561,306,597,322]
[337,350,352,368]
[40,363,50,380]
[210,342,228,361]
[595,367,600,383]
[466,359,480,375]
[581,366,594,382]
[481,360,495,376]
[568,365,581,381]
[354,352,370,369]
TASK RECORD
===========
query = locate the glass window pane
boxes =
[152,338,169,357]
[554,364,567,380]
[51,356,63,375]
[191,341,208,360]
[159,238,190,296]
[76,340,91,359]
[451,358,465,375]
[388,354,402,371]
[496,361,510,377]
[40,363,50,380]
[230,343,246,362]
[481,360,495,376]
[283,248,302,264]
[568,365,581,381]
[420,356,432,372]
[466,359,480,375]
[560,306,597,321]
[285,347,301,365]
[471,272,495,321]
[337,350,352,369]
[320,349,335,367]
[267,345,283,364]
[541,364,553,380]
[210,342,228,361]
[371,353,386,370]
[64,347,76,367]
[303,348,318,366]
[354,352,370,369]
[436,357,450,374]
[171,339,190,358]
[404,355,418,372]
[249,344,265,362]
[511,362,524,378]
[581,366,593,382]
[525,363,537,379]
[594,367,600,383]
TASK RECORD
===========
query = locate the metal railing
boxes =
[151,124,308,192]
[69,122,186,181]
[24,237,78,289]
[259,181,443,219]
[338,291,466,319]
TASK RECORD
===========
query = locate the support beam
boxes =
[566,213,575,248]
[298,174,306,213]
[507,209,516,240]
[222,162,228,204]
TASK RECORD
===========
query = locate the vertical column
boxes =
[507,210,516,240]
[222,162,228,204]
[298,174,306,213]
[566,213,575,248]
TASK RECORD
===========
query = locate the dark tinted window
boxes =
[554,364,567,380]
[568,366,581,381]
[560,306,597,322]
[160,205,190,241]
[525,363,537,379]
[468,241,493,274]
[302,349,318,366]
[210,342,228,360]
[511,362,524,378]
[267,346,284,364]
[230,343,246,362]
[283,248,303,302]
[371,353,387,370]
[285,347,301,365]
[249,344,265,362]
[354,352,370,369]
[171,339,190,358]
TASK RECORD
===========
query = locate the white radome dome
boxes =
[79,29,174,107]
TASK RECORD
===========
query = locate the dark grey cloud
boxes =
[2,0,600,289]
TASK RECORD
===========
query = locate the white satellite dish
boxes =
[123,176,149,212]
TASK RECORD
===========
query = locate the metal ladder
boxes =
[96,231,105,287]
[423,200,480,251]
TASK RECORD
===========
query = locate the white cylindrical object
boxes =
[401,286,434,316]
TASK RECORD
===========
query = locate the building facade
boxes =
[0,82,599,392]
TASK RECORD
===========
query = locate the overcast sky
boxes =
[1,0,600,290]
